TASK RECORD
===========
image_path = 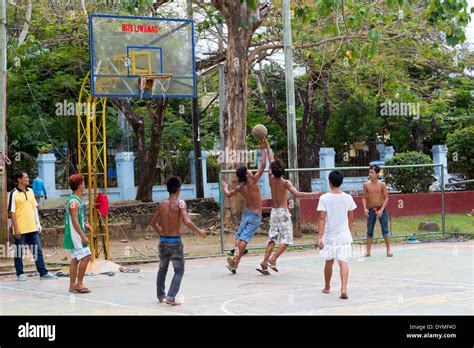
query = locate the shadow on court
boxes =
[1,241,472,315]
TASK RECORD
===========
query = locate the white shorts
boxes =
[71,246,91,260]
[320,244,351,263]
[268,208,293,245]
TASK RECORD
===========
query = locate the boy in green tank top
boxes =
[64,174,92,293]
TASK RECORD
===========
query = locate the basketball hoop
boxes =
[138,73,173,98]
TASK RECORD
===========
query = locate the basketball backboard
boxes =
[90,14,196,98]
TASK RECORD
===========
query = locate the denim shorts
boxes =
[236,210,262,243]
[367,207,390,238]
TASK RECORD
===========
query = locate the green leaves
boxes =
[367,29,381,43]
[196,12,223,33]
[240,0,257,10]
[385,152,434,193]
[197,19,210,33]
[246,0,258,11]
[446,127,474,181]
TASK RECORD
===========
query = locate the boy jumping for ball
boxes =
[151,176,206,306]
[257,142,321,275]
[222,140,268,274]
[317,170,357,300]
[362,165,392,257]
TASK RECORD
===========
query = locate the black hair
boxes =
[166,176,182,194]
[32,172,38,177]
[329,170,344,188]
[14,171,26,184]
[236,166,248,183]
[369,165,381,174]
[270,160,285,177]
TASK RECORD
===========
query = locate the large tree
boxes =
[250,0,472,190]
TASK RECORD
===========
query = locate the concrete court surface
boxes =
[0,241,473,315]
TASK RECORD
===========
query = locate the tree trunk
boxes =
[213,1,258,225]
[297,65,316,192]
[111,98,167,202]
[412,119,423,152]
[312,76,332,180]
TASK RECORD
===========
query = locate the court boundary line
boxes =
[219,288,474,315]
[0,285,186,315]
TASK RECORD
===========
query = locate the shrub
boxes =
[446,126,474,180]
[385,152,434,193]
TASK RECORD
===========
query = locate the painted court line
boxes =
[284,289,474,315]
[0,285,186,315]
[273,264,473,288]
[220,287,474,315]
[219,286,317,315]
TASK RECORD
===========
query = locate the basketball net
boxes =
[138,73,173,98]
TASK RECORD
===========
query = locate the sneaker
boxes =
[40,273,58,280]
[17,274,27,281]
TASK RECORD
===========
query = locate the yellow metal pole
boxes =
[77,72,114,270]
[100,97,110,259]
[77,71,91,174]
[86,95,95,262]
[92,97,99,258]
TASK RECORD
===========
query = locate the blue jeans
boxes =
[236,210,262,243]
[367,207,390,238]
[13,231,48,277]
[156,240,185,302]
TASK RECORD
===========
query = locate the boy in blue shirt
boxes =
[32,173,47,206]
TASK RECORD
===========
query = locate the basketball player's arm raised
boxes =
[254,140,267,181]
[267,140,274,163]
[267,141,275,182]
[286,181,322,198]
[179,201,206,238]
[150,205,162,235]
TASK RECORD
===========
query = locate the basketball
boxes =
[252,124,268,140]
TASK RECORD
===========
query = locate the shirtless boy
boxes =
[151,176,206,306]
[362,165,392,257]
[222,140,267,274]
[257,142,321,275]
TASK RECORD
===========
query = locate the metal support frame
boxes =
[77,71,110,263]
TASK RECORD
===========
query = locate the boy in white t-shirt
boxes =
[317,170,357,300]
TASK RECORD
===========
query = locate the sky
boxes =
[467,0,474,52]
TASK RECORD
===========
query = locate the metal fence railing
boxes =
[217,164,472,254]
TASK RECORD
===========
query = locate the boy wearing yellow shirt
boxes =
[8,171,56,281]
